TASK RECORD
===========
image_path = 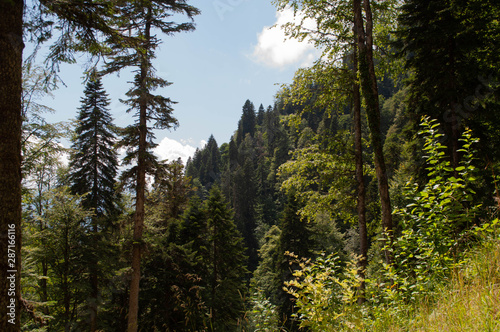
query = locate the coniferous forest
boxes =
[1,0,500,331]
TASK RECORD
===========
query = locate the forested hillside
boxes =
[2,0,500,331]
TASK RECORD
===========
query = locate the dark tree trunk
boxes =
[352,45,368,302]
[127,9,152,332]
[0,0,24,330]
[353,0,393,264]
[90,244,99,332]
[126,70,147,332]
[90,122,99,331]
[211,216,217,329]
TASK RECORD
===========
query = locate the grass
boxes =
[383,238,500,332]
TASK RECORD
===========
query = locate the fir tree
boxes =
[67,73,120,331]
[103,2,200,330]
[236,100,257,144]
[232,157,259,272]
[68,73,119,223]
[198,135,221,189]
[397,0,500,167]
[277,191,312,331]
[205,186,247,331]
[257,104,265,127]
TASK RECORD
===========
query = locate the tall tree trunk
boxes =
[126,67,147,332]
[127,9,152,332]
[0,0,24,330]
[352,45,368,302]
[90,266,98,332]
[126,76,147,332]
[353,0,393,264]
[90,115,99,332]
[90,223,99,332]
[211,216,218,329]
[64,222,71,332]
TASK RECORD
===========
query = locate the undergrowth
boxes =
[283,118,500,331]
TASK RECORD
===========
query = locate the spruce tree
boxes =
[67,73,120,331]
[195,135,221,189]
[68,73,119,222]
[276,191,312,331]
[205,186,247,331]
[232,157,259,271]
[257,104,265,127]
[397,0,500,166]
[236,100,257,144]
[139,194,206,331]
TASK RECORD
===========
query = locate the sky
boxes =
[37,0,320,164]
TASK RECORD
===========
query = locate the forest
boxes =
[1,0,500,331]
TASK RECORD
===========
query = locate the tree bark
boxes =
[0,0,24,330]
[353,0,393,264]
[352,45,368,302]
[127,8,152,332]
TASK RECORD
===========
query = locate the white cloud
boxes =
[252,8,319,69]
[154,137,198,165]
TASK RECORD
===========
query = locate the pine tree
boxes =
[67,73,120,331]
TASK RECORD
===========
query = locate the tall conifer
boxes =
[277,191,312,331]
[236,100,257,144]
[69,73,119,222]
[205,186,247,331]
[103,2,200,330]
[67,73,119,331]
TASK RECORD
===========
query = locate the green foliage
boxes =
[68,72,120,222]
[389,117,481,301]
[251,225,282,304]
[279,130,358,223]
[26,187,94,330]
[186,135,221,190]
[247,290,283,332]
[276,117,489,331]
[284,253,364,332]
[396,0,500,164]
[205,186,248,331]
[371,225,500,331]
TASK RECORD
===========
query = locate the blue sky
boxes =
[38,0,319,163]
